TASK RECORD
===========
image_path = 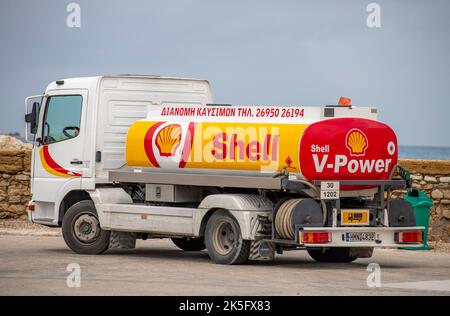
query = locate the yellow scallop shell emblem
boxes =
[346,129,368,156]
[155,124,182,157]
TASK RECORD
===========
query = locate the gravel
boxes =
[0,219,61,236]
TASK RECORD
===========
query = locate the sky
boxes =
[0,0,449,147]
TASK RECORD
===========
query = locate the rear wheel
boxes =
[62,200,110,254]
[171,237,206,251]
[205,210,250,265]
[307,247,357,263]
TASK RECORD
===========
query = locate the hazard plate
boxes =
[341,209,370,226]
[344,232,376,242]
[320,181,340,200]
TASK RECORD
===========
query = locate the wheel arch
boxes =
[58,190,92,225]
[198,208,229,237]
[196,194,273,240]
[198,194,273,211]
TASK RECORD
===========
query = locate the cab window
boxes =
[42,95,82,145]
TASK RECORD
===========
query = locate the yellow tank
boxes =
[126,120,305,174]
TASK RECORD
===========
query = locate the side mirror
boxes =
[25,102,39,134]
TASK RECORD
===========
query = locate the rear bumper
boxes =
[301,226,425,248]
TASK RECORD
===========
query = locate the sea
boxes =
[399,146,450,160]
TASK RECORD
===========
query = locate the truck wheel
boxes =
[62,200,110,255]
[205,210,250,265]
[171,237,206,251]
[307,247,357,263]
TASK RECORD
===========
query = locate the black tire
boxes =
[205,210,250,265]
[307,247,357,263]
[62,200,110,255]
[110,231,137,249]
[171,237,206,251]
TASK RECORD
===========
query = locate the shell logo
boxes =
[346,129,368,156]
[155,124,182,157]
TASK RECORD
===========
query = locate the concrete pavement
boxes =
[0,235,449,295]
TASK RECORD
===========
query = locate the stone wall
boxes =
[0,136,32,219]
[0,135,449,241]
[397,159,450,242]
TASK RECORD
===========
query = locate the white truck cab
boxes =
[26,75,212,226]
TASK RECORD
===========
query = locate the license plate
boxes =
[341,209,370,226]
[344,232,376,242]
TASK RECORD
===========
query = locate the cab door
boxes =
[32,90,88,208]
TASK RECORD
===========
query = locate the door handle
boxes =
[70,159,83,165]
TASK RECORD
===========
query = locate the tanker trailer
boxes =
[25,75,424,265]
[111,103,423,264]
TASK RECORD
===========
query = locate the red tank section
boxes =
[299,118,398,188]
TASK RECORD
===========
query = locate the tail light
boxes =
[395,231,423,244]
[301,231,331,244]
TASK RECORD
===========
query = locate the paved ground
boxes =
[0,235,449,295]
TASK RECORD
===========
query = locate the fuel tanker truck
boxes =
[24,75,424,264]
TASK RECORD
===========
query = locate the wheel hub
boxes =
[213,221,235,255]
[74,213,100,243]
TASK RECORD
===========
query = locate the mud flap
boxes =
[109,231,137,249]
[249,240,275,261]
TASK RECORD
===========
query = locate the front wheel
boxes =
[62,200,110,254]
[307,247,357,263]
[205,210,250,265]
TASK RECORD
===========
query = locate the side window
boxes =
[42,95,82,145]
